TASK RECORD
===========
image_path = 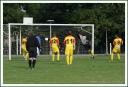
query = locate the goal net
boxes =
[4,23,94,60]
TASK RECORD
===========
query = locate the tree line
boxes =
[3,3,125,53]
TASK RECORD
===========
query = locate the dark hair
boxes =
[68,31,72,35]
[28,31,33,36]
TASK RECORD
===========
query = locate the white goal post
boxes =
[8,23,94,60]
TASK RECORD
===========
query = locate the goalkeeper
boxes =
[79,33,94,59]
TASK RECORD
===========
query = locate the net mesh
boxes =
[3,24,93,55]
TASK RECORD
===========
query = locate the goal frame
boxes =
[8,23,94,60]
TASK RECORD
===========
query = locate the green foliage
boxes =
[3,3,125,53]
[3,4,25,23]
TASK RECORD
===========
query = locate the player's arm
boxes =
[26,38,29,51]
[35,37,40,49]
[63,37,66,45]
[49,39,52,46]
[73,38,76,50]
[113,39,115,46]
[121,39,123,45]
[57,38,60,47]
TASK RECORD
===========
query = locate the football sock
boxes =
[117,53,120,60]
[111,53,114,61]
[29,60,32,69]
[57,53,60,61]
[66,55,69,65]
[26,52,29,60]
[69,55,73,64]
[33,59,36,68]
[52,54,55,62]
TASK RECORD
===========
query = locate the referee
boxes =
[26,32,40,69]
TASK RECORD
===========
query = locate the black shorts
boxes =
[28,47,37,58]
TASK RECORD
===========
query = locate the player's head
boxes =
[115,31,120,38]
[68,31,72,35]
[28,31,33,36]
[115,32,120,38]
[115,35,119,38]
[22,33,27,38]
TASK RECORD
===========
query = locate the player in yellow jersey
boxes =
[21,36,29,60]
[64,31,76,65]
[111,35,123,61]
[50,34,60,62]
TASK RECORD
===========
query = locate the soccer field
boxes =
[3,55,125,84]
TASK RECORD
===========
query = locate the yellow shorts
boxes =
[112,47,120,53]
[52,46,59,53]
[65,46,73,56]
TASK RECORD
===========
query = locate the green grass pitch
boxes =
[3,55,125,84]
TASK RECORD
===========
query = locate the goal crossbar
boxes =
[8,23,94,26]
[8,23,94,60]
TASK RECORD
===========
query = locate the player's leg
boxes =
[69,55,73,64]
[28,50,33,69]
[28,58,32,68]
[24,48,29,60]
[69,47,73,64]
[117,53,120,60]
[32,58,37,68]
[54,46,60,61]
[28,47,37,69]
[52,46,55,61]
[88,49,93,59]
[91,50,94,59]
[65,47,70,65]
[56,52,60,61]
[56,47,60,61]
[52,52,55,62]
[37,47,40,56]
[26,52,29,60]
[111,52,114,61]
[22,47,26,59]
[66,55,70,65]
[88,49,94,59]
[117,49,121,60]
[111,48,116,61]
[32,47,37,69]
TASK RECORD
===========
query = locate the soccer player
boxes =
[50,34,60,62]
[79,33,94,59]
[21,35,29,60]
[111,35,123,61]
[26,32,40,69]
[64,31,76,65]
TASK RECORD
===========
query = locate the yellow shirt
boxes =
[64,35,76,47]
[113,37,123,48]
[22,37,27,47]
[50,37,59,47]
